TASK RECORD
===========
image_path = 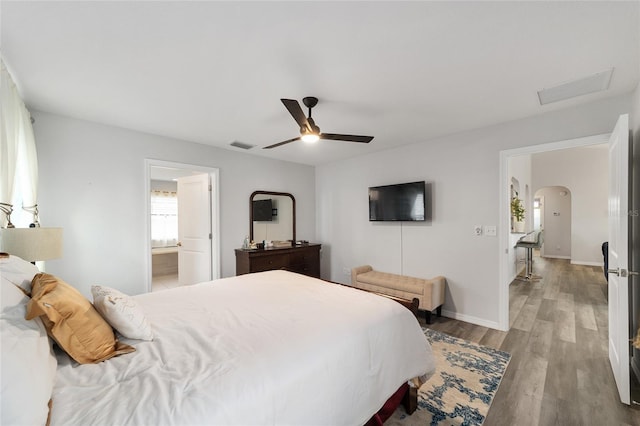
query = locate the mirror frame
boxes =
[249,191,296,243]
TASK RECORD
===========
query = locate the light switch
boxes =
[484,225,497,236]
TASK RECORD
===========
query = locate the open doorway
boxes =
[534,186,571,260]
[144,160,220,293]
[498,133,610,330]
[150,174,180,290]
[500,116,638,406]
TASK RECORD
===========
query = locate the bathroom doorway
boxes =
[145,160,220,292]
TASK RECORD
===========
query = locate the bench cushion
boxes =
[357,271,425,295]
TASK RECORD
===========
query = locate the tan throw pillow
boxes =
[26,273,135,364]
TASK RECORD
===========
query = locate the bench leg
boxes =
[425,306,442,324]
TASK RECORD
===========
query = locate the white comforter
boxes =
[51,270,434,426]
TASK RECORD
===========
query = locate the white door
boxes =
[177,173,212,286]
[608,113,630,405]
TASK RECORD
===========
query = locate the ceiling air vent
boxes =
[230,141,255,150]
[537,68,613,105]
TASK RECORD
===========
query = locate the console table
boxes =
[235,244,321,278]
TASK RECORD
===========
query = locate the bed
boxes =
[1,255,434,426]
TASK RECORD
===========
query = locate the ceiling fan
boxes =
[263,97,374,149]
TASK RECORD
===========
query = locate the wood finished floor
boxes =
[421,256,640,426]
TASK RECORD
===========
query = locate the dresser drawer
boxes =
[235,244,321,278]
[249,254,289,272]
[289,249,315,266]
[287,262,320,278]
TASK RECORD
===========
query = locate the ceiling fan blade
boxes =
[263,136,301,149]
[281,99,310,130]
[320,133,374,143]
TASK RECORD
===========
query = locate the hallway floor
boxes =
[423,255,640,425]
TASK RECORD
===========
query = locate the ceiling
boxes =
[2,1,639,166]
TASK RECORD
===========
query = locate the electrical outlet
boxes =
[474,225,483,236]
[484,225,497,236]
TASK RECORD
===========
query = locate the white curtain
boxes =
[150,191,178,248]
[0,59,38,227]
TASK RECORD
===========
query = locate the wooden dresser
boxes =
[235,244,321,278]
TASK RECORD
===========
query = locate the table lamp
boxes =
[0,202,15,228]
[0,227,63,262]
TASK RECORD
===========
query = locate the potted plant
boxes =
[510,196,525,232]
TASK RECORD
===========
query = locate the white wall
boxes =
[507,154,532,280]
[507,154,532,232]
[34,111,316,298]
[316,94,633,329]
[532,145,608,265]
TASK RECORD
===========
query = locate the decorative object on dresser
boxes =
[351,265,446,324]
[235,243,321,278]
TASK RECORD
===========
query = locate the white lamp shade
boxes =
[0,228,63,262]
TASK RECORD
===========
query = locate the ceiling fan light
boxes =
[301,133,319,143]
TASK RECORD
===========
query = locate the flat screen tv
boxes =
[252,199,273,221]
[369,181,426,221]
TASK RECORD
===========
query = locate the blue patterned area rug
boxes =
[387,328,510,426]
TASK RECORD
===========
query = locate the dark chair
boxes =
[602,241,609,281]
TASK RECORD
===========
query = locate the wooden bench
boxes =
[352,265,446,324]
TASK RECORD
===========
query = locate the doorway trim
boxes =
[144,159,221,293]
[498,133,610,330]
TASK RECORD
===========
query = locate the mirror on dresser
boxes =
[250,191,296,244]
[238,191,320,278]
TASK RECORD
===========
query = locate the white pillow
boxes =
[91,285,154,341]
[1,279,57,426]
[0,254,41,294]
[1,278,26,310]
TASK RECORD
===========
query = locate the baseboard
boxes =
[441,309,503,331]
[543,255,571,260]
[570,260,604,267]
